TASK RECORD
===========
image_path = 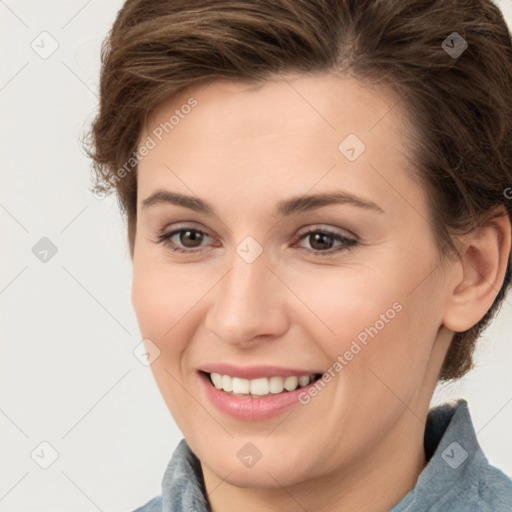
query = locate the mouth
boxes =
[199,370,324,398]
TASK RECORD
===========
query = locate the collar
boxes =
[391,399,512,511]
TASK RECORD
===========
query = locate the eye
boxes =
[155,227,213,253]
[294,228,357,256]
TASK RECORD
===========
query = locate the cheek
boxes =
[131,261,191,391]
[284,264,402,349]
[131,259,204,426]
[132,257,203,339]
[284,260,438,393]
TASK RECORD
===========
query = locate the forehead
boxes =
[136,73,423,217]
[145,73,403,143]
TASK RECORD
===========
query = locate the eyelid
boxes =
[160,221,215,240]
[295,223,357,241]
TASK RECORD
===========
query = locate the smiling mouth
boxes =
[200,370,323,398]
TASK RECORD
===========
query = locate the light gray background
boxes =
[1,1,511,511]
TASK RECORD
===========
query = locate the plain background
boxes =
[1,1,511,511]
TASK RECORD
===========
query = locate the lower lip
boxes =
[198,371,320,421]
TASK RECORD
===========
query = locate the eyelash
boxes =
[154,225,357,257]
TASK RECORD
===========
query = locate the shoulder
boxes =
[130,495,162,512]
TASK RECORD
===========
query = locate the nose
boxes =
[204,251,289,347]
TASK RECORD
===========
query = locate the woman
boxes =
[87,0,512,510]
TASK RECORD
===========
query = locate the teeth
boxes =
[298,375,310,387]
[250,377,268,395]
[221,374,233,392]
[208,372,318,397]
[232,377,250,394]
[283,376,298,391]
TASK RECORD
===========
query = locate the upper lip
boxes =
[198,363,323,380]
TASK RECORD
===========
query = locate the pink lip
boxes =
[197,371,322,421]
[198,363,321,380]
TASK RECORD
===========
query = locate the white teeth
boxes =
[208,372,317,397]
[298,375,310,387]
[283,376,299,391]
[232,377,250,394]
[250,377,269,396]
[269,376,285,393]
[221,374,232,392]
[210,372,223,389]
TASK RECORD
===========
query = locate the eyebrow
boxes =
[141,190,384,216]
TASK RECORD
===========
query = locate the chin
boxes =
[198,441,317,489]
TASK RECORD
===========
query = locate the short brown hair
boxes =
[86,0,512,380]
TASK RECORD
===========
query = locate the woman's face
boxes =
[132,74,455,492]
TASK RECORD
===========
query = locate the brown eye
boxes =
[155,227,212,253]
[308,232,335,251]
[178,229,204,248]
[295,228,357,256]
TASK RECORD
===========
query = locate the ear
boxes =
[442,210,511,333]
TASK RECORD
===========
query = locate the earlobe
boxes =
[442,212,511,333]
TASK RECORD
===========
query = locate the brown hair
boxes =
[86,0,512,380]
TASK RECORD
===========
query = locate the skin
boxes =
[131,73,511,512]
